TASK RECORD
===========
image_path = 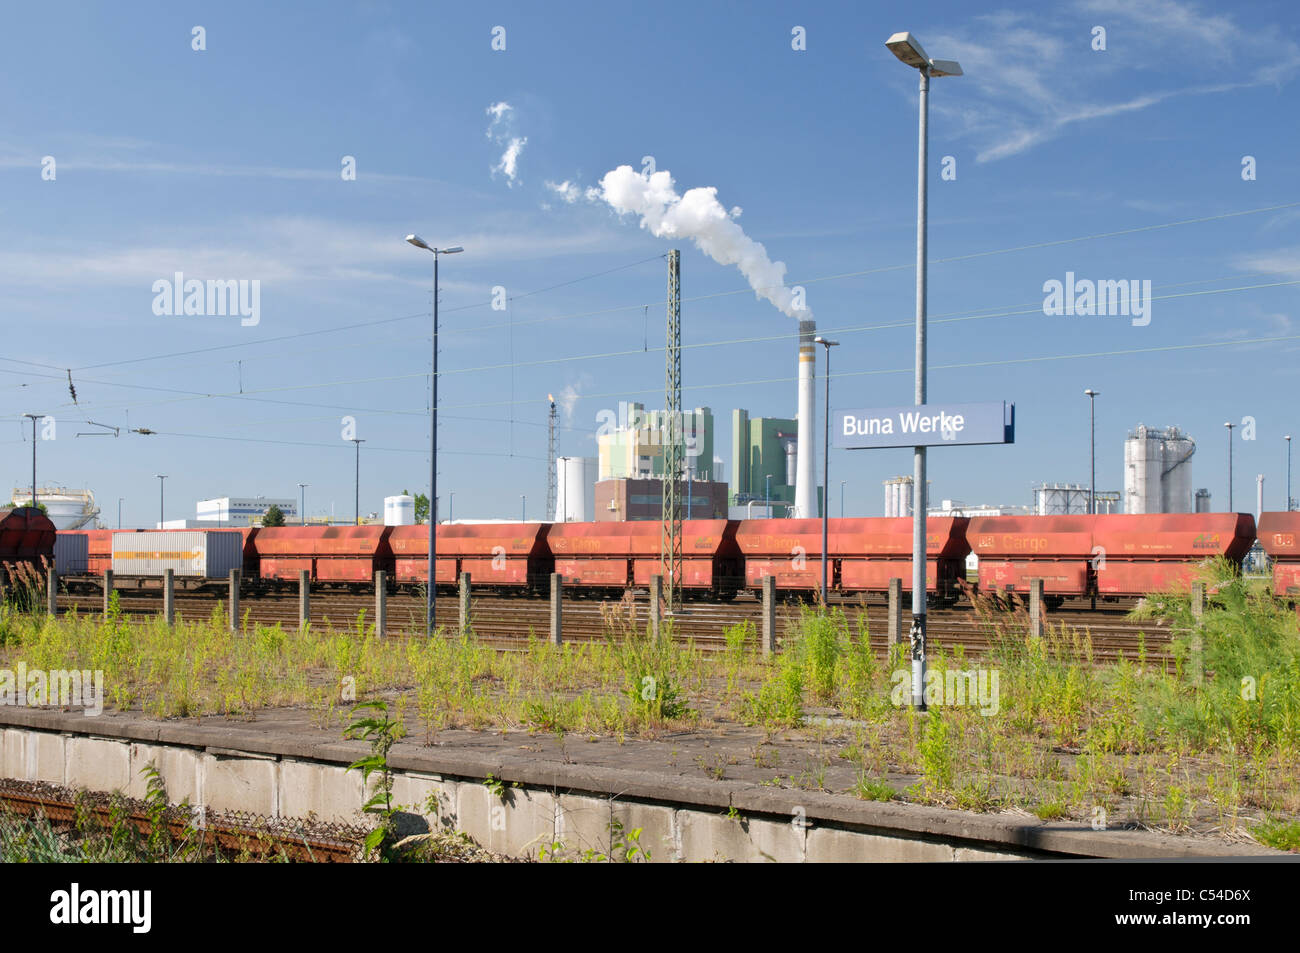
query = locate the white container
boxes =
[54,533,89,574]
[384,495,415,526]
[112,530,243,578]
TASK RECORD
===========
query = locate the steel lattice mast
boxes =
[660,250,683,614]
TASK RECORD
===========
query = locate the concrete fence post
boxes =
[163,568,175,626]
[228,569,241,633]
[762,575,777,656]
[0,567,7,604]
[298,570,310,630]
[1190,581,1205,686]
[103,569,115,617]
[887,578,904,648]
[47,566,57,616]
[549,573,563,646]
[459,572,472,637]
[1029,578,1045,639]
[374,571,387,638]
[649,574,662,640]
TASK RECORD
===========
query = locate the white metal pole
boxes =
[910,67,930,712]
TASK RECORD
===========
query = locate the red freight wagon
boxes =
[968,515,1095,599]
[252,526,393,586]
[546,522,637,592]
[0,507,56,577]
[733,517,969,599]
[1253,512,1300,597]
[628,520,740,597]
[1092,513,1254,596]
[390,523,551,591]
[389,525,456,586]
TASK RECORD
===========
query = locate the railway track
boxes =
[0,778,361,862]
[55,587,1173,661]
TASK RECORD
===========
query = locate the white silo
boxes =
[384,495,415,526]
[1124,425,1195,514]
[556,456,597,522]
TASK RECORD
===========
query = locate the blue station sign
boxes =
[833,401,1014,450]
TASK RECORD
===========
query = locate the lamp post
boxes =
[521,495,526,522]
[765,473,772,519]
[449,492,454,524]
[155,475,167,528]
[350,439,365,524]
[22,413,42,509]
[406,236,464,636]
[887,31,962,711]
[1084,390,1099,514]
[1286,435,1292,512]
[815,336,839,604]
[298,483,309,525]
[1224,422,1235,511]
[840,480,846,518]
[117,498,123,529]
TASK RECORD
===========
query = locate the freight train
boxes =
[38,512,1284,606]
[0,506,57,594]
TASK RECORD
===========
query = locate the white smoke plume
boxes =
[486,101,526,186]
[591,164,807,318]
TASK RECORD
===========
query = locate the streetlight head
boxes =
[1085,389,1098,397]
[928,59,963,77]
[886,32,930,69]
[1225,422,1234,428]
[405,234,430,250]
[440,246,464,255]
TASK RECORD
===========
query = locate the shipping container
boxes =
[112,530,244,578]
[53,532,89,575]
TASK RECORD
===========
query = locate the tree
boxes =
[6,500,48,514]
[262,504,286,527]
[407,490,431,525]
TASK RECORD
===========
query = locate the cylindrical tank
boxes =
[1195,488,1211,513]
[556,456,597,522]
[384,495,415,526]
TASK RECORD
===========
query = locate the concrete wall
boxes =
[0,711,1267,862]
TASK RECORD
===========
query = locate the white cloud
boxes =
[545,180,582,203]
[485,101,526,186]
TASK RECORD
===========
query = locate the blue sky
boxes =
[2,0,1298,525]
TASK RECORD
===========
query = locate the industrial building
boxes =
[1123,425,1196,513]
[9,487,99,529]
[196,496,297,525]
[731,409,802,514]
[595,477,729,521]
[596,402,715,481]
[1032,483,1120,515]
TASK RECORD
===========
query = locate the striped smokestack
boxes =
[795,319,817,518]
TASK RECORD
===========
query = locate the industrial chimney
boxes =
[794,319,817,518]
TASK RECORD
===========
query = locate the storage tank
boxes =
[383,495,415,526]
[1195,488,1211,513]
[1124,425,1195,513]
[9,487,99,530]
[556,456,597,522]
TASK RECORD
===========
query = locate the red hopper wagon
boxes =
[545,520,740,598]
[389,523,552,591]
[1255,512,1300,597]
[252,526,393,587]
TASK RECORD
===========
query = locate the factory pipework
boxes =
[795,319,817,518]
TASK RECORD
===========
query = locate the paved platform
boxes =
[0,704,1283,862]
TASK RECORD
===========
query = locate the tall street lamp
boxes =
[117,498,123,529]
[887,30,962,711]
[521,495,526,522]
[298,483,309,525]
[449,491,455,524]
[155,475,167,528]
[349,439,365,525]
[22,413,43,509]
[1084,390,1099,514]
[1224,422,1235,511]
[815,336,839,604]
[406,235,464,636]
[840,480,846,518]
[765,473,772,519]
